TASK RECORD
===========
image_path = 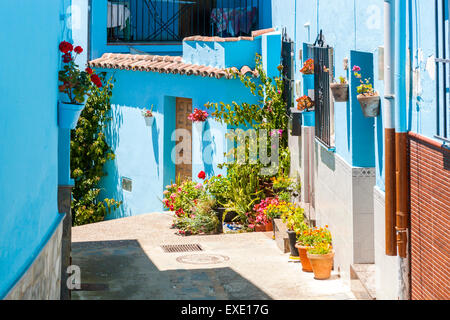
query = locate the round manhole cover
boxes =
[176,254,230,265]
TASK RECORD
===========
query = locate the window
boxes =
[107,0,261,43]
[434,0,450,142]
[308,31,335,148]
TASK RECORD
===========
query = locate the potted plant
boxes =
[301,58,314,96]
[188,108,208,137]
[205,174,229,232]
[330,76,349,102]
[295,226,318,272]
[353,65,380,117]
[58,41,101,129]
[307,242,334,280]
[296,95,315,127]
[142,105,155,126]
[281,204,306,260]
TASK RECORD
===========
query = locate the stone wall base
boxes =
[5,219,63,300]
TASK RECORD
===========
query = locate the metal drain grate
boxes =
[161,244,203,253]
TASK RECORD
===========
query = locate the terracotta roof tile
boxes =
[183,28,275,42]
[88,53,259,79]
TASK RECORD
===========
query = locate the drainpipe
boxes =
[384,0,397,256]
[394,0,409,258]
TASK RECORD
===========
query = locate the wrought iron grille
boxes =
[281,28,294,117]
[310,31,334,148]
[434,0,450,143]
[107,0,260,43]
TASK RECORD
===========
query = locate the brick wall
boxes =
[409,133,450,300]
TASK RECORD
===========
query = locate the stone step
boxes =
[350,264,376,300]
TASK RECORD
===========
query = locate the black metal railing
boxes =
[310,31,333,148]
[107,0,260,43]
[281,28,294,116]
[434,0,450,143]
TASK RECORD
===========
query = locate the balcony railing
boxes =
[107,0,260,43]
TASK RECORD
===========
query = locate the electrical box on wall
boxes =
[122,177,132,192]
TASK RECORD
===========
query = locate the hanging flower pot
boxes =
[301,110,315,127]
[352,65,380,117]
[142,106,155,127]
[192,120,205,137]
[357,93,380,117]
[295,243,313,272]
[307,250,335,280]
[144,116,154,127]
[330,83,349,102]
[58,101,85,129]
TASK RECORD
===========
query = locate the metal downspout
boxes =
[394,0,409,259]
[384,0,397,256]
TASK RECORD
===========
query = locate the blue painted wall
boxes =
[272,0,445,191]
[97,69,260,219]
[0,0,70,298]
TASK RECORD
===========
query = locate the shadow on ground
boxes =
[71,239,272,300]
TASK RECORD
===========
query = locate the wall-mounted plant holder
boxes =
[330,83,349,102]
[144,116,155,127]
[303,74,314,96]
[357,94,380,117]
[192,121,205,138]
[301,110,315,127]
[58,101,85,129]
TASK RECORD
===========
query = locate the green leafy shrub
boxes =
[70,74,121,225]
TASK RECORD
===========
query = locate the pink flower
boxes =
[163,190,169,195]
[352,65,361,72]
[195,183,203,189]
[248,224,255,229]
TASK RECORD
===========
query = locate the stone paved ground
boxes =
[71,212,356,300]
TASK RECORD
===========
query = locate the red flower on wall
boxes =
[59,41,73,54]
[198,171,206,180]
[85,67,93,74]
[90,74,103,88]
[74,46,83,54]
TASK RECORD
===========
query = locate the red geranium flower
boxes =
[85,67,93,74]
[62,53,72,63]
[74,46,83,54]
[198,171,206,180]
[59,41,73,54]
[90,74,102,88]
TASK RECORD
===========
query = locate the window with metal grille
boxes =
[281,28,294,116]
[106,0,261,43]
[435,0,450,143]
[309,31,335,148]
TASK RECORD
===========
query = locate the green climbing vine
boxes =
[205,53,291,176]
[70,73,121,226]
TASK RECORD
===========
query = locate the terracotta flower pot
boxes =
[307,251,335,280]
[330,83,349,102]
[295,243,313,272]
[265,220,273,232]
[357,93,380,117]
[255,224,266,232]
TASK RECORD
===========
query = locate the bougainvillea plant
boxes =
[296,95,315,111]
[353,65,376,96]
[58,41,102,104]
[188,108,208,122]
[300,58,314,74]
[141,105,154,117]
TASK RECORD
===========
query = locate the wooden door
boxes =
[175,98,192,181]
